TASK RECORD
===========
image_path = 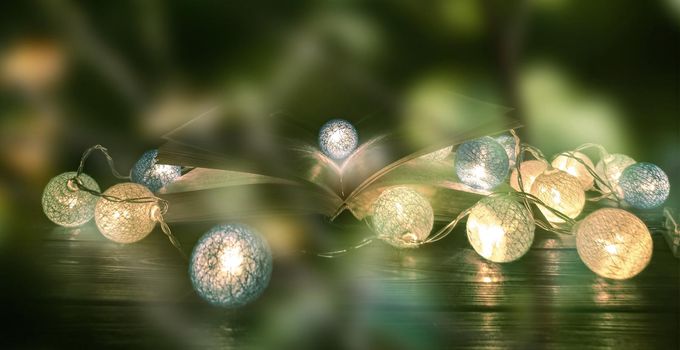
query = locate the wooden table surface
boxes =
[7,216,680,349]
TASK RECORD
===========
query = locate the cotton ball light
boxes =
[530,169,585,223]
[371,186,434,248]
[130,149,182,193]
[619,162,670,209]
[551,151,595,190]
[42,172,100,227]
[510,160,548,192]
[455,137,509,190]
[94,183,158,243]
[595,153,636,196]
[318,119,358,160]
[575,208,652,279]
[189,224,272,308]
[494,134,517,167]
[420,145,453,161]
[466,196,535,263]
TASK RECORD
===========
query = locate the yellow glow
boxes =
[531,170,585,224]
[220,248,244,274]
[551,152,595,190]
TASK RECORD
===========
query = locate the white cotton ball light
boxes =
[575,208,653,280]
[530,169,586,224]
[371,186,434,248]
[42,172,100,227]
[551,151,595,190]
[510,160,548,192]
[94,182,158,243]
[190,224,273,308]
[595,153,636,196]
[318,119,359,160]
[466,196,535,263]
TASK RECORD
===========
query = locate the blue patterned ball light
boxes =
[494,134,517,167]
[318,119,359,160]
[455,137,509,190]
[619,162,670,209]
[130,149,181,193]
[189,224,273,308]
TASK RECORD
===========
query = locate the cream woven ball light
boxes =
[530,169,586,224]
[510,160,548,192]
[42,171,100,227]
[594,153,636,196]
[551,151,595,190]
[575,208,653,280]
[94,182,158,243]
[371,186,434,248]
[318,119,359,160]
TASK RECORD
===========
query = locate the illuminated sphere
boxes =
[318,119,358,160]
[551,151,595,190]
[595,153,636,196]
[189,224,272,308]
[371,186,434,248]
[42,171,100,227]
[619,162,670,209]
[575,208,653,279]
[455,137,509,190]
[494,134,517,167]
[131,149,182,193]
[94,183,157,243]
[466,196,535,263]
[530,170,586,223]
[510,160,548,192]
[420,145,453,161]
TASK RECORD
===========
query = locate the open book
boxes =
[155,95,520,224]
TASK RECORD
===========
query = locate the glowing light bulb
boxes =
[455,137,509,190]
[94,183,157,243]
[551,151,595,190]
[42,172,100,227]
[189,224,272,308]
[510,160,548,192]
[318,119,358,160]
[494,134,517,167]
[575,208,653,279]
[530,169,585,223]
[619,162,670,209]
[595,153,635,196]
[466,196,535,262]
[371,186,434,248]
[420,145,453,161]
[130,149,182,193]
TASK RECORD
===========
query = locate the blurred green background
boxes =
[0,1,677,348]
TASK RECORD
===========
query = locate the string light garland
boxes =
[595,153,636,196]
[466,196,535,263]
[42,172,100,227]
[455,137,509,190]
[94,183,159,243]
[575,208,653,279]
[189,224,272,308]
[551,151,595,190]
[619,162,670,209]
[370,186,434,248]
[509,160,548,193]
[530,169,585,224]
[131,149,182,193]
[318,119,359,160]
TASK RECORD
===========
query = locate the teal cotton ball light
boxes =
[619,162,670,209]
[318,119,359,160]
[455,137,509,190]
[42,172,100,227]
[131,149,182,193]
[190,224,273,308]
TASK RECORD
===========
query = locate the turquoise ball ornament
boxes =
[42,172,100,227]
[318,119,359,160]
[455,137,510,190]
[619,162,670,209]
[130,149,181,193]
[190,224,273,308]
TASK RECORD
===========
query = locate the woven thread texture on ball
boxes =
[455,137,509,190]
[595,154,635,195]
[130,149,182,193]
[576,208,652,279]
[42,172,100,227]
[318,119,359,160]
[551,152,595,190]
[371,187,434,248]
[190,224,272,308]
[494,135,517,167]
[94,183,157,243]
[510,160,548,192]
[467,196,535,262]
[530,170,585,223]
[619,162,670,209]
